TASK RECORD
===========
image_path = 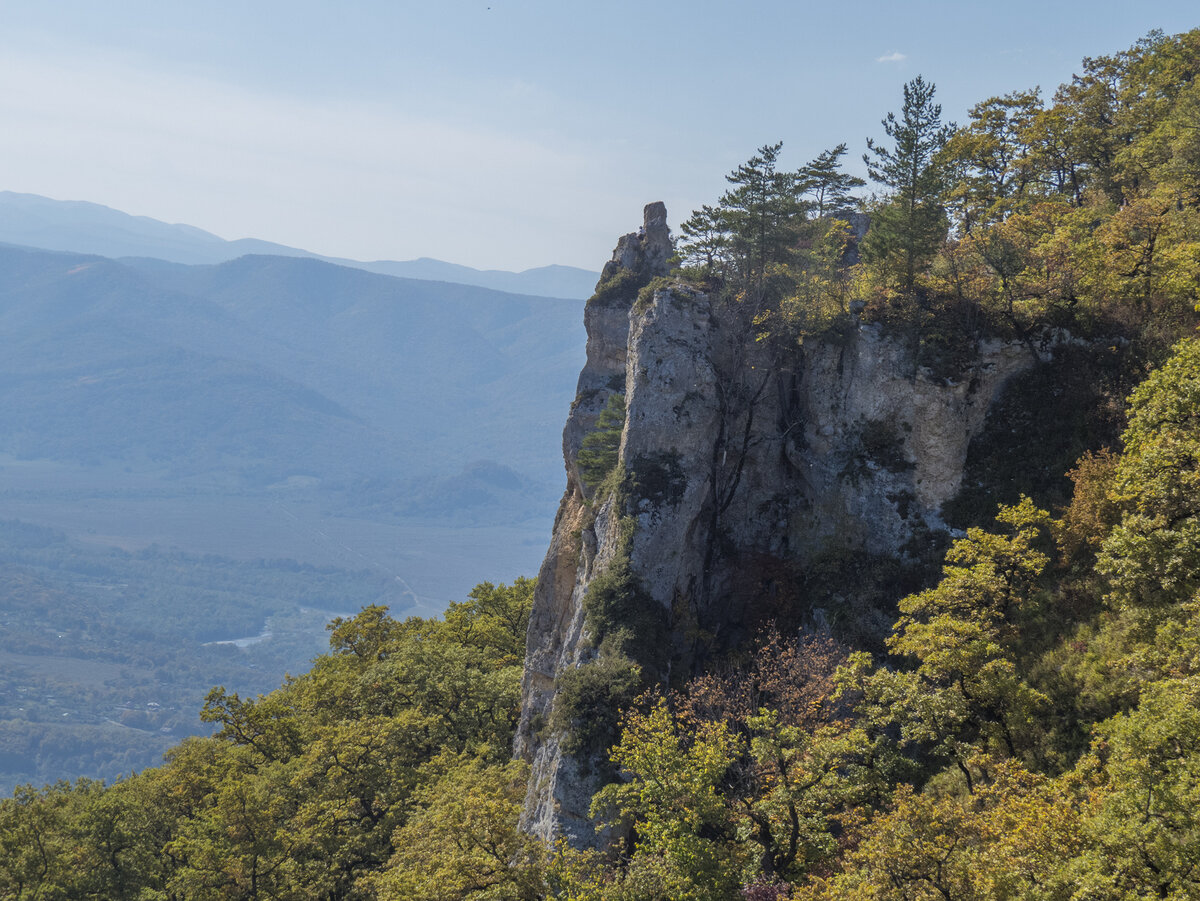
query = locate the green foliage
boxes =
[0,578,537,899]
[1079,674,1200,897]
[795,760,1088,901]
[365,755,544,901]
[8,28,1200,901]
[862,75,955,298]
[580,534,667,670]
[720,142,809,297]
[676,142,863,345]
[554,509,669,763]
[592,267,651,306]
[577,393,627,495]
[590,699,744,901]
[798,144,865,218]
[709,645,889,881]
[634,275,679,314]
[558,629,898,897]
[678,204,730,277]
[851,499,1056,776]
[754,218,859,345]
[942,89,1044,230]
[688,28,1200,362]
[810,324,1200,898]
[1099,337,1200,610]
[443,577,536,667]
[551,652,644,762]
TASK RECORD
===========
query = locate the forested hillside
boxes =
[0,248,581,520]
[0,581,539,898]
[3,27,1200,901]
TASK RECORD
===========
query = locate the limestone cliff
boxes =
[515,203,1053,846]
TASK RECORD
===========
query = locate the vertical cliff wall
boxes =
[515,204,1051,846]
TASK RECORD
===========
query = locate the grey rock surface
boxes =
[515,204,1053,846]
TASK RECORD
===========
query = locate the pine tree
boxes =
[798,143,865,218]
[863,76,955,297]
[576,393,626,492]
[719,142,808,296]
[677,203,730,277]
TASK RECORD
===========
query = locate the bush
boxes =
[577,394,626,494]
[592,267,650,306]
[551,652,643,761]
[582,543,668,671]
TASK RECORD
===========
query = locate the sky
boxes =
[1,2,1197,272]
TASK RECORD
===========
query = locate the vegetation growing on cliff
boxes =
[576,393,626,495]
[546,331,1200,899]
[12,317,1200,897]
[677,28,1200,370]
[565,27,1200,898]
[5,26,1200,901]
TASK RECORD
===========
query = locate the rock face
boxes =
[514,204,1051,846]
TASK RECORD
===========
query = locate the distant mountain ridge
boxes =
[0,242,585,602]
[0,191,600,299]
[0,200,590,794]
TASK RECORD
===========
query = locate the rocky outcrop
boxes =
[513,203,672,845]
[515,204,1054,847]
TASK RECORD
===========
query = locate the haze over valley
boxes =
[0,197,590,789]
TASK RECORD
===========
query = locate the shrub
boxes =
[577,394,626,494]
[551,651,643,761]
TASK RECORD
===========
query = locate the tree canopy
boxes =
[6,26,1200,901]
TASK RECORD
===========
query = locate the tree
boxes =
[942,89,1043,231]
[797,144,864,219]
[577,393,626,495]
[718,142,808,304]
[164,753,298,900]
[590,698,744,901]
[795,760,1087,901]
[863,75,955,298]
[1092,188,1200,317]
[851,499,1056,780]
[443,577,535,667]
[678,204,731,278]
[367,755,544,901]
[0,576,534,899]
[0,781,83,899]
[1078,674,1200,898]
[680,629,873,882]
[1098,337,1200,611]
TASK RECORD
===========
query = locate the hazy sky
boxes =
[2,2,1196,271]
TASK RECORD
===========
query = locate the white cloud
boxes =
[876,51,907,64]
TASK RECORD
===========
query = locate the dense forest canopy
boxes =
[678,28,1200,359]
[4,27,1200,901]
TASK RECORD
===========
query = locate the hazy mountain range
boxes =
[0,198,595,789]
[0,214,590,607]
[0,191,600,300]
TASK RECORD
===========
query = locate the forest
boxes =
[3,27,1200,901]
